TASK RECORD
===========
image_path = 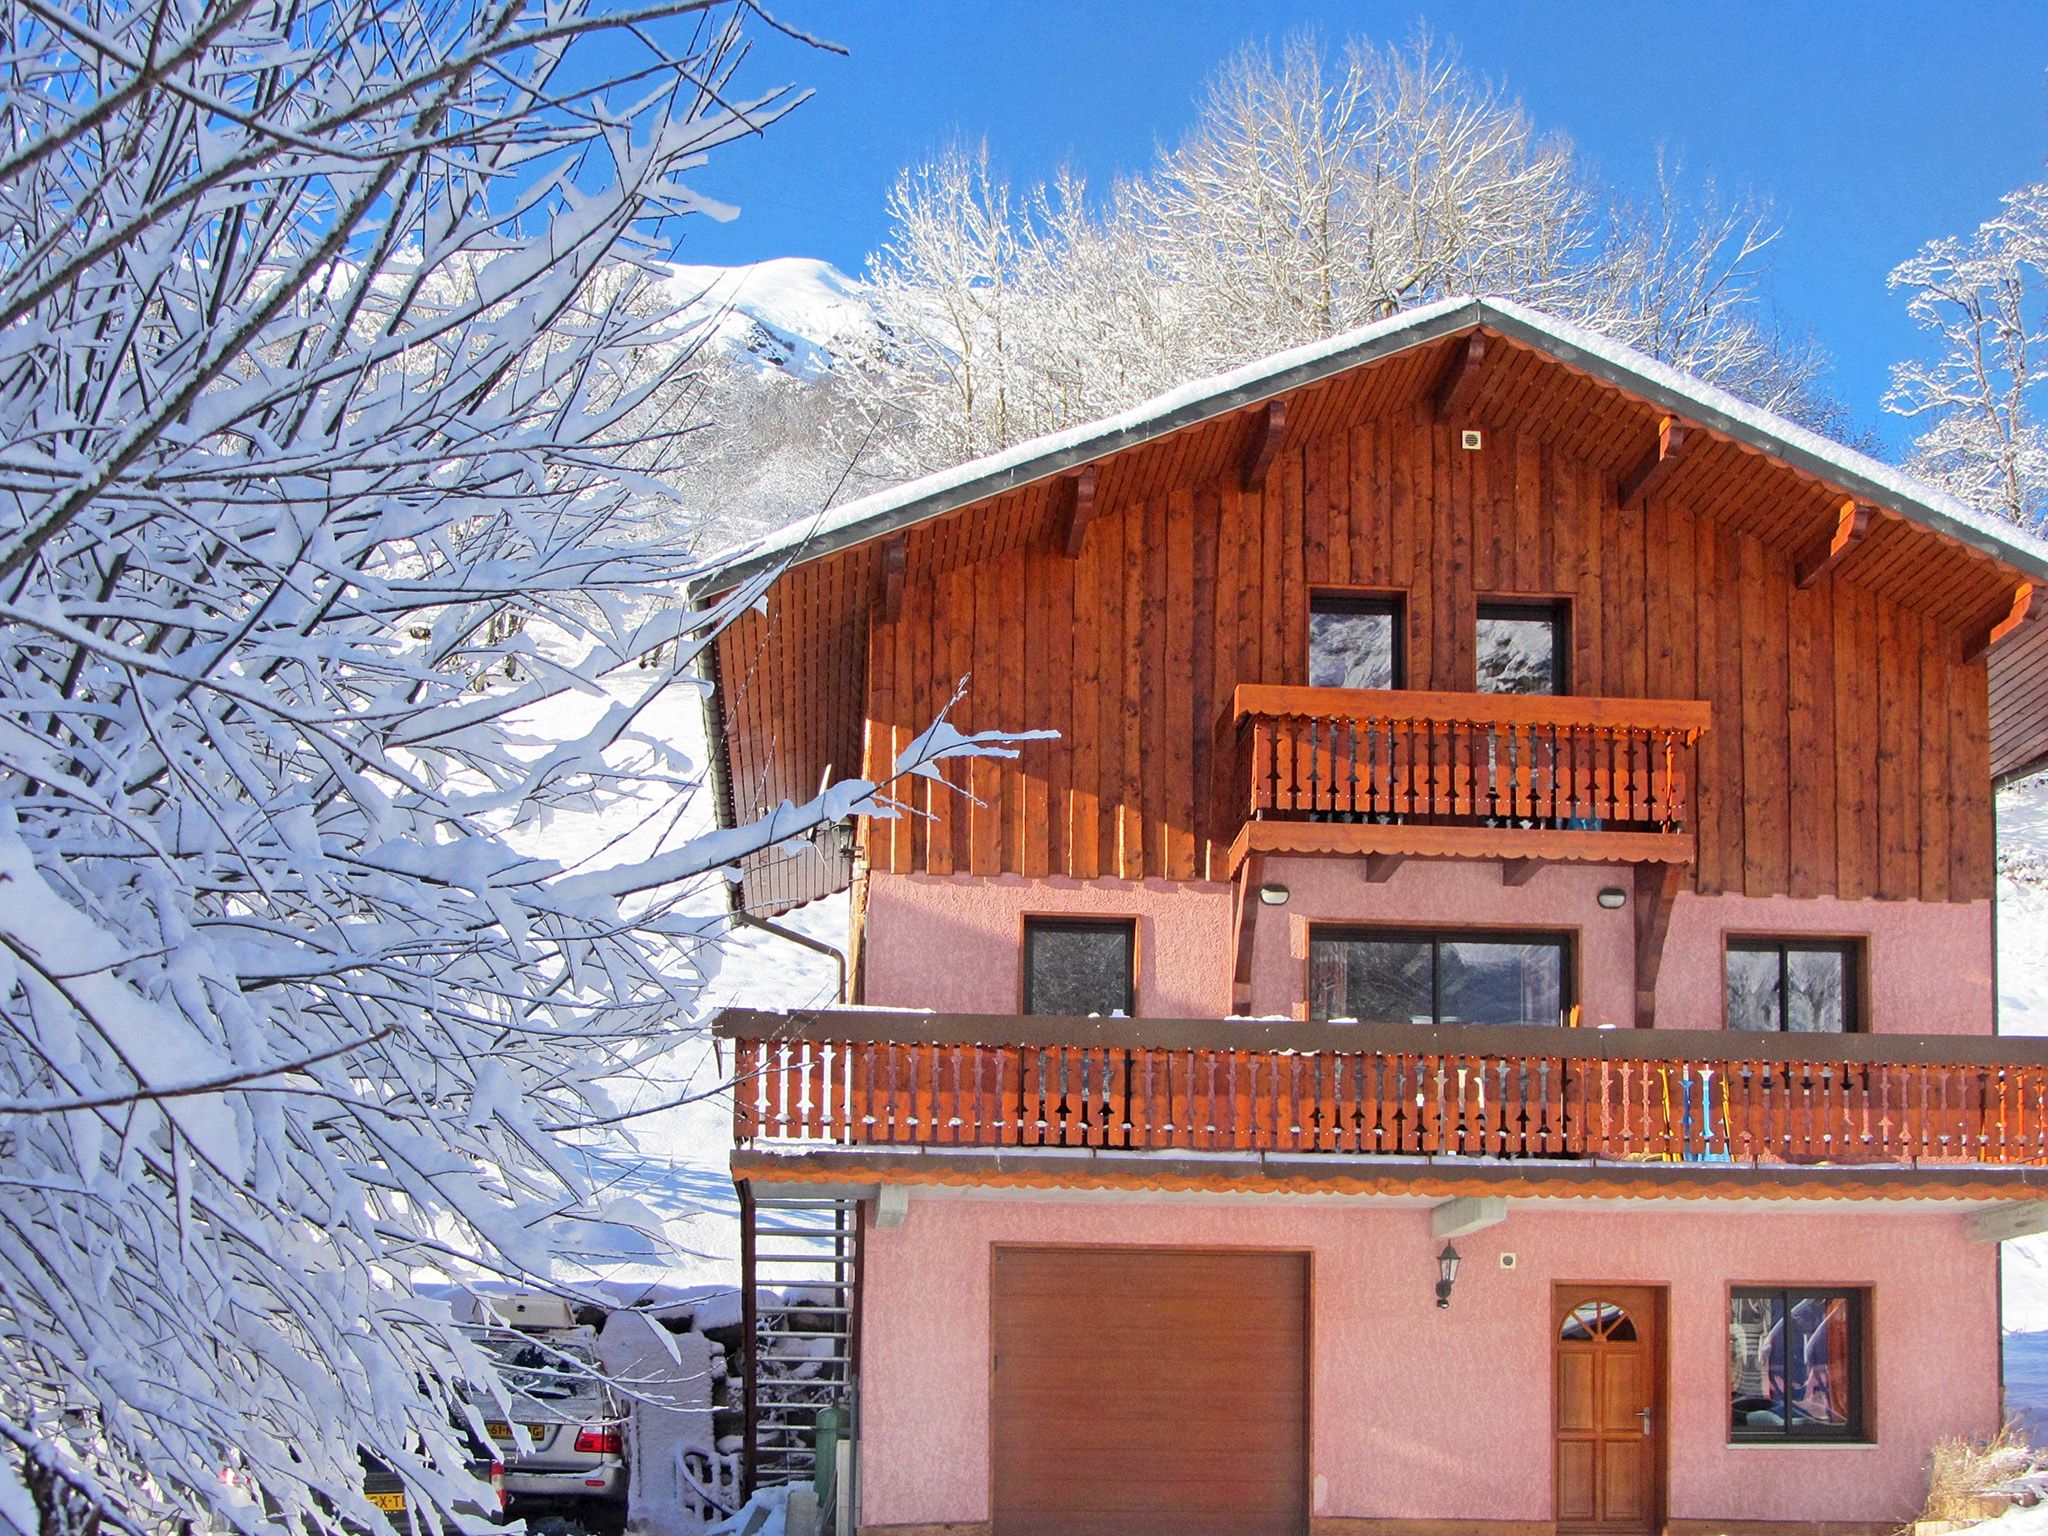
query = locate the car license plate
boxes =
[368,1491,406,1512]
[483,1421,547,1443]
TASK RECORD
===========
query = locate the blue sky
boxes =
[669,2,2048,452]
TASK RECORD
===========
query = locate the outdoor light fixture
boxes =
[1435,1242,1462,1309]
[1596,886,1628,910]
[811,817,859,864]
[1258,882,1291,906]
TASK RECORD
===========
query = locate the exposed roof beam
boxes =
[1431,331,1490,422]
[1364,852,1404,883]
[1616,416,1691,511]
[879,535,907,624]
[1058,465,1098,558]
[1967,1201,2048,1243]
[1794,499,1873,589]
[1501,858,1541,887]
[1432,1196,1507,1239]
[1962,581,2037,666]
[1239,398,1288,494]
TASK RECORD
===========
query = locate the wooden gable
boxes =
[714,324,2034,914]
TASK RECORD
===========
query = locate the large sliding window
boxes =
[1308,594,1405,690]
[1729,1289,1867,1442]
[1726,939,1860,1033]
[1023,918,1136,1017]
[1308,928,1572,1025]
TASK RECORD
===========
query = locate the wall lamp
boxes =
[1435,1242,1462,1309]
[1258,882,1291,906]
[1596,886,1628,910]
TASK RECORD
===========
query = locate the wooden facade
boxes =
[711,325,2035,914]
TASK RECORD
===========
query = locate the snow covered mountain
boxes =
[657,257,874,379]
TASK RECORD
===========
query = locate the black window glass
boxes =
[1023,919,1134,1016]
[1730,1290,1862,1441]
[1309,596,1403,690]
[1727,941,1856,1033]
[1477,601,1566,695]
[1309,929,1570,1025]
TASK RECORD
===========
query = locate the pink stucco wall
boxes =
[857,1198,1999,1529]
[858,866,1996,1033]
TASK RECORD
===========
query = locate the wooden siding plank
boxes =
[1166,486,1198,879]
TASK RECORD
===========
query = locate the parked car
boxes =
[465,1322,628,1525]
[357,1451,503,1529]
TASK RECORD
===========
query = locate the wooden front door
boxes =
[990,1246,1309,1536]
[1554,1284,1663,1534]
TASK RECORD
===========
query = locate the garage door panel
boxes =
[991,1246,1308,1536]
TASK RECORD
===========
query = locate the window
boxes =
[1729,1289,1866,1442]
[1726,939,1860,1033]
[1309,594,1404,690]
[1308,928,1571,1025]
[1023,918,1135,1017]
[1476,599,1568,695]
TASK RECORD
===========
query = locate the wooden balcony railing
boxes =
[719,1010,2048,1171]
[1228,685,1711,867]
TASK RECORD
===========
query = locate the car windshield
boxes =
[469,1333,607,1422]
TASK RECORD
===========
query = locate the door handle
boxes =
[1637,1406,1654,1437]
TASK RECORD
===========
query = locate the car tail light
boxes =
[489,1462,505,1511]
[573,1427,623,1455]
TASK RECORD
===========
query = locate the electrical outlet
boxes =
[1461,428,1483,450]
[1499,1252,1517,1269]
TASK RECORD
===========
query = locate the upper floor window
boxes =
[1309,593,1404,690]
[1726,938,1860,1033]
[1477,599,1568,695]
[1023,917,1135,1017]
[1729,1288,1866,1442]
[1309,927,1572,1025]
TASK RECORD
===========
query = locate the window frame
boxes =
[1475,596,1571,696]
[1020,916,1138,1018]
[1306,924,1577,1026]
[1726,1285,1870,1445]
[1723,936,1865,1034]
[1306,589,1408,692]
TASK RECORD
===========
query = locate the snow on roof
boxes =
[698,295,2048,595]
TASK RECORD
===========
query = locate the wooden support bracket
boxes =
[1058,465,1098,558]
[1432,331,1490,423]
[1961,581,2036,665]
[879,535,907,624]
[1966,1201,2048,1243]
[1793,499,1871,589]
[1633,861,1684,1030]
[1239,399,1288,494]
[1231,850,1265,1013]
[1617,416,1691,511]
[1431,1196,1508,1239]
[1501,858,1541,887]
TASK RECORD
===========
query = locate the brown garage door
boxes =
[990,1246,1308,1536]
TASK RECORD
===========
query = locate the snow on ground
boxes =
[480,637,848,1300]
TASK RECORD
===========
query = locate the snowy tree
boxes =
[0,2,1032,1531]
[1886,183,2048,531]
[845,32,1840,475]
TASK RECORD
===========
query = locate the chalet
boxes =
[699,295,2048,1536]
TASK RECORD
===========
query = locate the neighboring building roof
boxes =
[700,294,2048,597]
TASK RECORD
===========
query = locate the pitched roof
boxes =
[700,294,2048,596]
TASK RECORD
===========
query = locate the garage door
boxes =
[990,1246,1308,1536]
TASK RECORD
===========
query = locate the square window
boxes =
[1726,940,1858,1033]
[1477,600,1568,695]
[1023,918,1135,1017]
[1729,1289,1866,1441]
[1309,928,1571,1025]
[1309,595,1404,690]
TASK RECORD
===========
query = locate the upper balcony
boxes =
[721,1009,2048,1211]
[1226,684,1712,875]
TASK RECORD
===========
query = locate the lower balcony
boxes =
[721,1009,2048,1181]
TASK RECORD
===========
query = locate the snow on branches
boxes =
[0,2,1010,1532]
